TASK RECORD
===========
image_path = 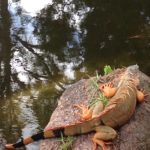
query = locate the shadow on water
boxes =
[0,0,150,149]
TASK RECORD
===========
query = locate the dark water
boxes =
[0,0,150,149]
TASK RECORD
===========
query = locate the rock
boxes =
[40,67,150,150]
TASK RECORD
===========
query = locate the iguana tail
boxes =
[5,129,55,149]
[5,115,103,149]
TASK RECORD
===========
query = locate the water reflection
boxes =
[9,0,53,16]
[9,0,86,85]
[0,0,12,98]
[0,0,150,149]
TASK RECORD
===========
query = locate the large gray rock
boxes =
[40,67,150,150]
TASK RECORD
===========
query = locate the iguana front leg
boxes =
[74,101,104,120]
[74,104,93,120]
[92,125,117,150]
[99,82,117,98]
[136,88,148,102]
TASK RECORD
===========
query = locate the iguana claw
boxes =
[99,82,117,98]
[92,125,117,150]
[73,104,93,120]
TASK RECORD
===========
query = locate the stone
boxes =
[40,67,150,150]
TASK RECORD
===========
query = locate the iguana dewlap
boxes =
[5,65,145,150]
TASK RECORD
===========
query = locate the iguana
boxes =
[5,65,146,150]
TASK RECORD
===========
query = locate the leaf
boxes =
[104,65,113,75]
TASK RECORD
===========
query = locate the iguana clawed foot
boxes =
[99,82,117,98]
[92,125,117,150]
[73,104,93,120]
[92,140,112,150]
[136,88,148,102]
[74,101,105,121]
[92,139,107,150]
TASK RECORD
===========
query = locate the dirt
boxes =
[40,66,150,150]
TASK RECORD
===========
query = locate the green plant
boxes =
[59,134,75,150]
[88,65,113,108]
[103,65,113,75]
[89,77,109,107]
[98,92,109,106]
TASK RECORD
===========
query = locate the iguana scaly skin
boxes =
[5,65,145,150]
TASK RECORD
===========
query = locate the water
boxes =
[0,0,150,149]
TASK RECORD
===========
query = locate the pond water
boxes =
[0,0,150,149]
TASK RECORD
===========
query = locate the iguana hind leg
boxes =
[92,125,117,150]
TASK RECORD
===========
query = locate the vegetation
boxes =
[89,77,109,107]
[89,65,113,107]
[59,134,75,150]
[103,65,113,75]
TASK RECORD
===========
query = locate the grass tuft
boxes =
[59,134,75,150]
[89,77,109,107]
[89,65,113,107]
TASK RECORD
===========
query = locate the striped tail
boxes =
[5,129,56,149]
[5,114,103,149]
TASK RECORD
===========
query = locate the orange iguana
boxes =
[5,65,146,150]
